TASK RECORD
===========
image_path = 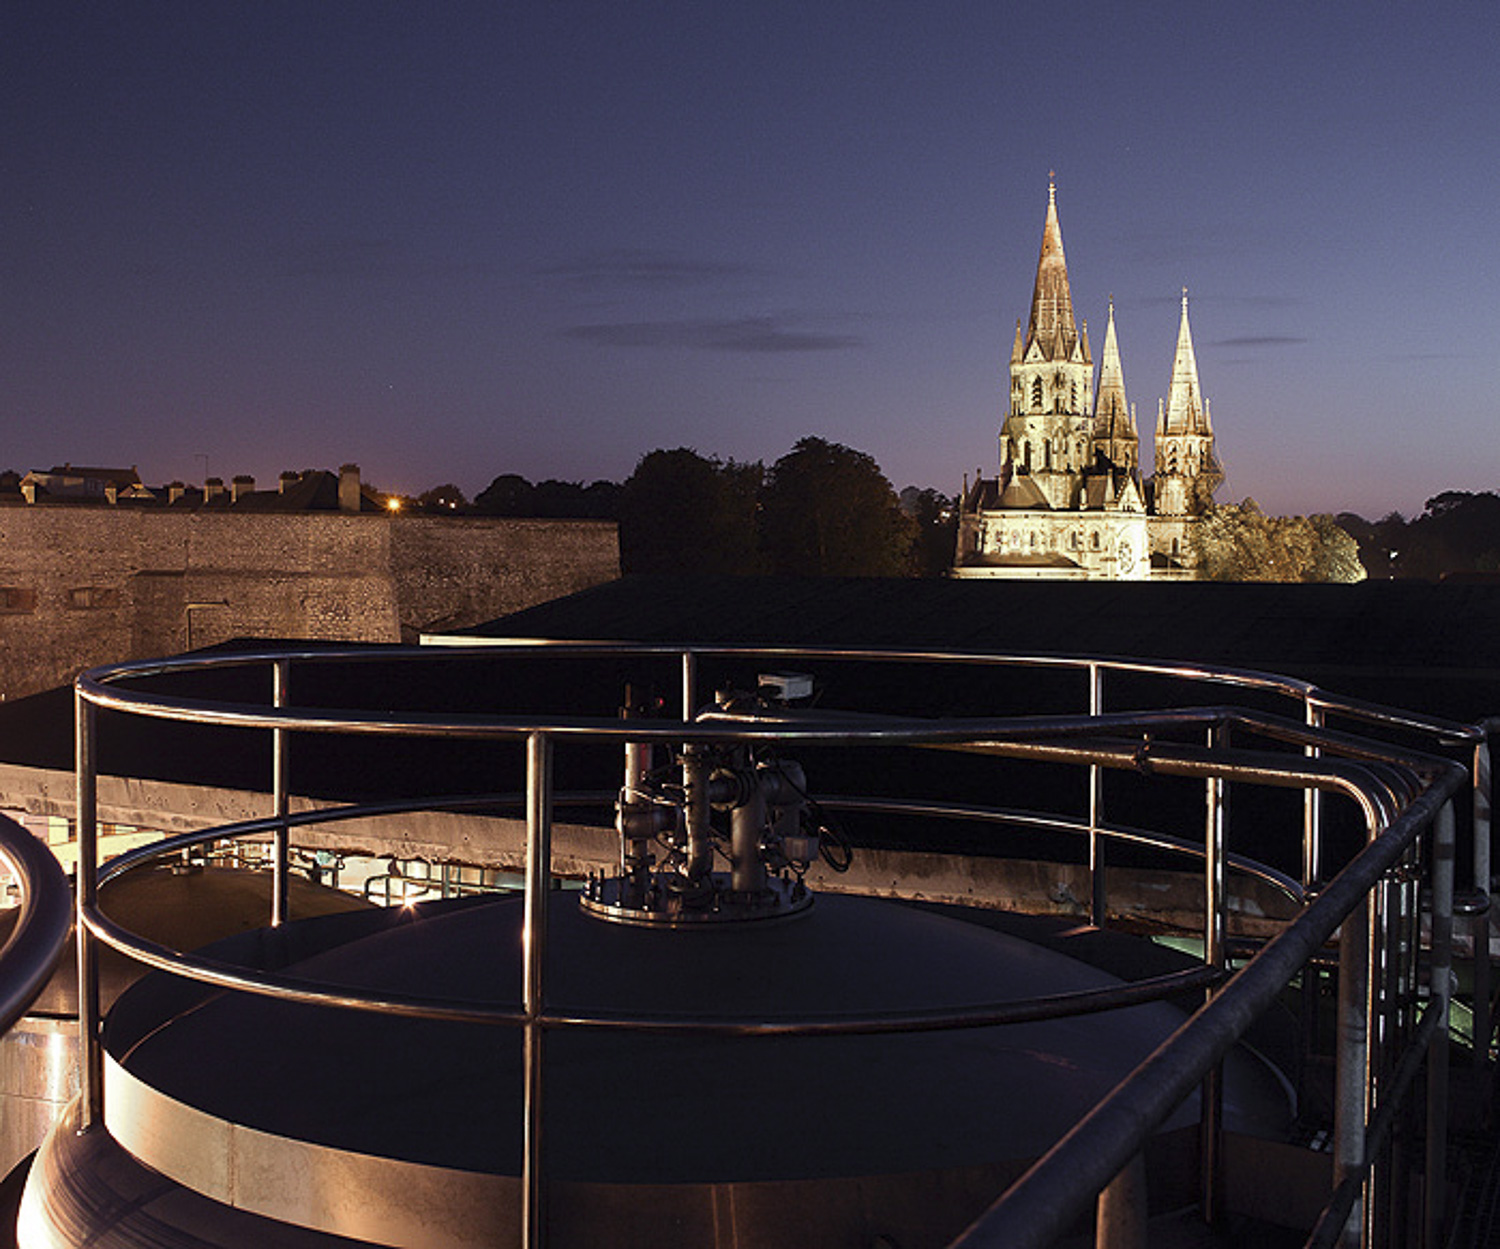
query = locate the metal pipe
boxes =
[1332,892,1372,1249]
[1473,736,1492,1066]
[1424,800,1455,1249]
[271,657,291,927]
[1305,1004,1443,1249]
[1089,662,1107,927]
[730,786,767,894]
[78,641,1483,749]
[681,747,713,882]
[1306,701,1325,888]
[1095,1152,1147,1249]
[681,649,697,721]
[522,732,553,1249]
[0,814,72,1036]
[1200,722,1229,1228]
[75,690,103,1131]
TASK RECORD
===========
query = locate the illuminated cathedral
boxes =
[952,181,1222,580]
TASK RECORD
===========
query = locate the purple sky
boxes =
[3,2,1495,519]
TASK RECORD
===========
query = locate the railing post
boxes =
[1089,663,1107,927]
[1424,800,1455,1249]
[681,649,697,722]
[522,731,554,1249]
[271,658,291,927]
[1304,701,1325,889]
[75,690,103,1132]
[1200,722,1229,1227]
[1335,893,1373,1249]
[1473,736,1492,1067]
[1095,1151,1148,1249]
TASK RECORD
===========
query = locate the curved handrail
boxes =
[67,641,1480,1249]
[950,758,1469,1248]
[77,640,1485,745]
[80,788,1245,1033]
[0,813,73,1034]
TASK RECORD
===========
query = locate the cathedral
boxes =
[951,181,1222,580]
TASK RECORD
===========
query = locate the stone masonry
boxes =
[0,508,618,700]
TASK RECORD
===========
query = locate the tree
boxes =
[900,486,958,578]
[417,483,468,513]
[1194,500,1364,582]
[1342,492,1500,579]
[618,448,762,575]
[758,437,916,577]
[473,473,535,516]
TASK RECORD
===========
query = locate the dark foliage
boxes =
[618,448,763,575]
[758,437,916,577]
[1341,491,1500,580]
[473,474,619,520]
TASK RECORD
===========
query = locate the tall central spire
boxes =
[1024,176,1083,363]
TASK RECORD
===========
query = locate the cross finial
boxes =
[1048,171,1056,204]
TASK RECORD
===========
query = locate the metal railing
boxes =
[0,813,72,1036]
[69,642,1491,1249]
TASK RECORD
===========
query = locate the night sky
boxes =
[3,2,1495,519]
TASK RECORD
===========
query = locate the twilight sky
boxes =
[2,2,1495,519]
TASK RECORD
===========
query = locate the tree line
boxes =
[421,450,1500,583]
[1338,492,1500,581]
[424,438,956,577]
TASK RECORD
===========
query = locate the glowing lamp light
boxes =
[386,497,402,513]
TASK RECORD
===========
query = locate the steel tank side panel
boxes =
[17,1099,401,1249]
[0,1021,78,1181]
[103,1058,516,1249]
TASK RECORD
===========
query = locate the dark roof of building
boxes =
[33,466,142,485]
[461,575,1500,723]
[1,578,1497,823]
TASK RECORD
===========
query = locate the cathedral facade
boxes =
[952,182,1222,580]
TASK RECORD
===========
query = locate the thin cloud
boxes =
[563,316,862,353]
[1215,335,1307,347]
[543,250,762,290]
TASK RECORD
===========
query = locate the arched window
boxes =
[1070,382,1078,411]
[1091,532,1101,551]
[1031,377,1043,410]
[1171,537,1181,557]
[1029,531,1037,549]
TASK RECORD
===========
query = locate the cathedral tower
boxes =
[1000,179,1094,509]
[1153,292,1222,516]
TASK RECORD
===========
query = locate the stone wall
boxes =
[0,507,618,699]
[387,516,618,641]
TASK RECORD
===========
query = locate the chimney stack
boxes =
[339,464,362,513]
[205,477,225,501]
[231,474,255,503]
[167,482,185,504]
[279,471,300,495]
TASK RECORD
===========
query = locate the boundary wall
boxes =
[0,509,618,699]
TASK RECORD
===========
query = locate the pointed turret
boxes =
[1161,290,1211,437]
[1091,298,1138,473]
[1153,290,1221,516]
